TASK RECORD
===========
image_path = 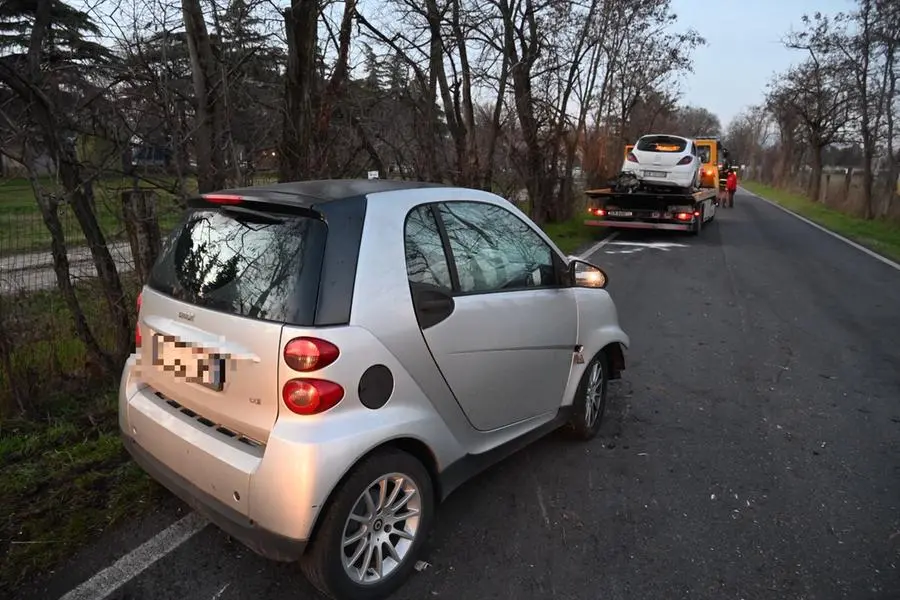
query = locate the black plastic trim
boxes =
[313,195,367,326]
[428,203,461,292]
[437,406,573,501]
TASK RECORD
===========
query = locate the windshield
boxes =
[148,208,327,325]
[697,145,712,164]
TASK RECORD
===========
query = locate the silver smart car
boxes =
[119,179,629,600]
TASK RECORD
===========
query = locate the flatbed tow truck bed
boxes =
[584,186,718,235]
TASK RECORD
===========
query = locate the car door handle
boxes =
[418,297,452,311]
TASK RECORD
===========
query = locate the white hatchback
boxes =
[621,134,702,192]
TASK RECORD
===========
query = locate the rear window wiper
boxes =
[219,205,284,224]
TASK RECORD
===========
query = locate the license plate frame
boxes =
[607,210,633,217]
[151,333,226,391]
[643,170,668,178]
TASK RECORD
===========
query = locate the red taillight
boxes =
[677,156,692,165]
[282,379,344,415]
[202,194,244,205]
[135,292,143,347]
[676,212,693,221]
[627,152,638,163]
[283,337,340,372]
[693,210,701,217]
[593,208,606,216]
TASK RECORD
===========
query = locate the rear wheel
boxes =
[301,449,434,600]
[567,350,609,441]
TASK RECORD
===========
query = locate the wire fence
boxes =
[0,173,279,416]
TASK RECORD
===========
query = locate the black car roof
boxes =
[211,179,449,204]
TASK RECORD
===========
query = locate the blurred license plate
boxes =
[644,170,667,177]
[151,334,225,391]
[607,210,633,217]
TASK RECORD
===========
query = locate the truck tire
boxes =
[691,209,703,236]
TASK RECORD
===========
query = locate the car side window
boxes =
[437,201,556,294]
[404,205,453,290]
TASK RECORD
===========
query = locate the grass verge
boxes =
[0,276,163,596]
[743,181,900,263]
[0,389,164,597]
[542,213,607,255]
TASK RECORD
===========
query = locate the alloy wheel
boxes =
[584,359,605,428]
[341,473,422,585]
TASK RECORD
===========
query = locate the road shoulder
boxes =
[741,182,900,266]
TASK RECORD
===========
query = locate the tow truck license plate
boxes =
[152,333,226,391]
[607,210,633,217]
[643,170,667,178]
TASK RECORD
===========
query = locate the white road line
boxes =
[578,231,619,260]
[59,512,208,600]
[741,186,900,272]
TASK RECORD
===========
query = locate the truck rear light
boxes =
[202,194,244,205]
[135,292,143,347]
[282,379,344,415]
[284,337,340,371]
[677,156,692,165]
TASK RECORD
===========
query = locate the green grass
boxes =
[743,181,900,263]
[0,273,162,595]
[0,176,191,257]
[0,389,164,596]
[542,213,607,255]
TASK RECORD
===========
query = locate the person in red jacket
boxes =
[725,169,738,208]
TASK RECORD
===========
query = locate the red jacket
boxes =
[726,171,738,191]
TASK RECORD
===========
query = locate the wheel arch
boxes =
[602,340,626,380]
[302,436,443,553]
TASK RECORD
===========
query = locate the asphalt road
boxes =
[21,189,900,600]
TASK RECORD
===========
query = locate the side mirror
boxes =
[568,258,608,289]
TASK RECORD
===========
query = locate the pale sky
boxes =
[669,0,851,128]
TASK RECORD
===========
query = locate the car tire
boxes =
[301,449,435,600]
[567,349,609,441]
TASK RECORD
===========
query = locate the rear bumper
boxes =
[585,219,693,231]
[123,434,307,562]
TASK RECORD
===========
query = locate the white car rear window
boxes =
[636,136,688,153]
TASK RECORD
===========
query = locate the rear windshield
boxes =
[636,136,688,153]
[148,208,327,325]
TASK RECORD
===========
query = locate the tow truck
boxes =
[583,139,720,235]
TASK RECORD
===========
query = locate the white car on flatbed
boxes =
[621,134,702,192]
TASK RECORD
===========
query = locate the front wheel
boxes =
[301,449,435,600]
[567,350,609,440]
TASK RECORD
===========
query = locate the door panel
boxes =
[420,290,577,430]
[403,200,578,431]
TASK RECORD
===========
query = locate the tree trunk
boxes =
[279,0,320,181]
[809,146,823,203]
[183,0,227,193]
[313,0,356,175]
